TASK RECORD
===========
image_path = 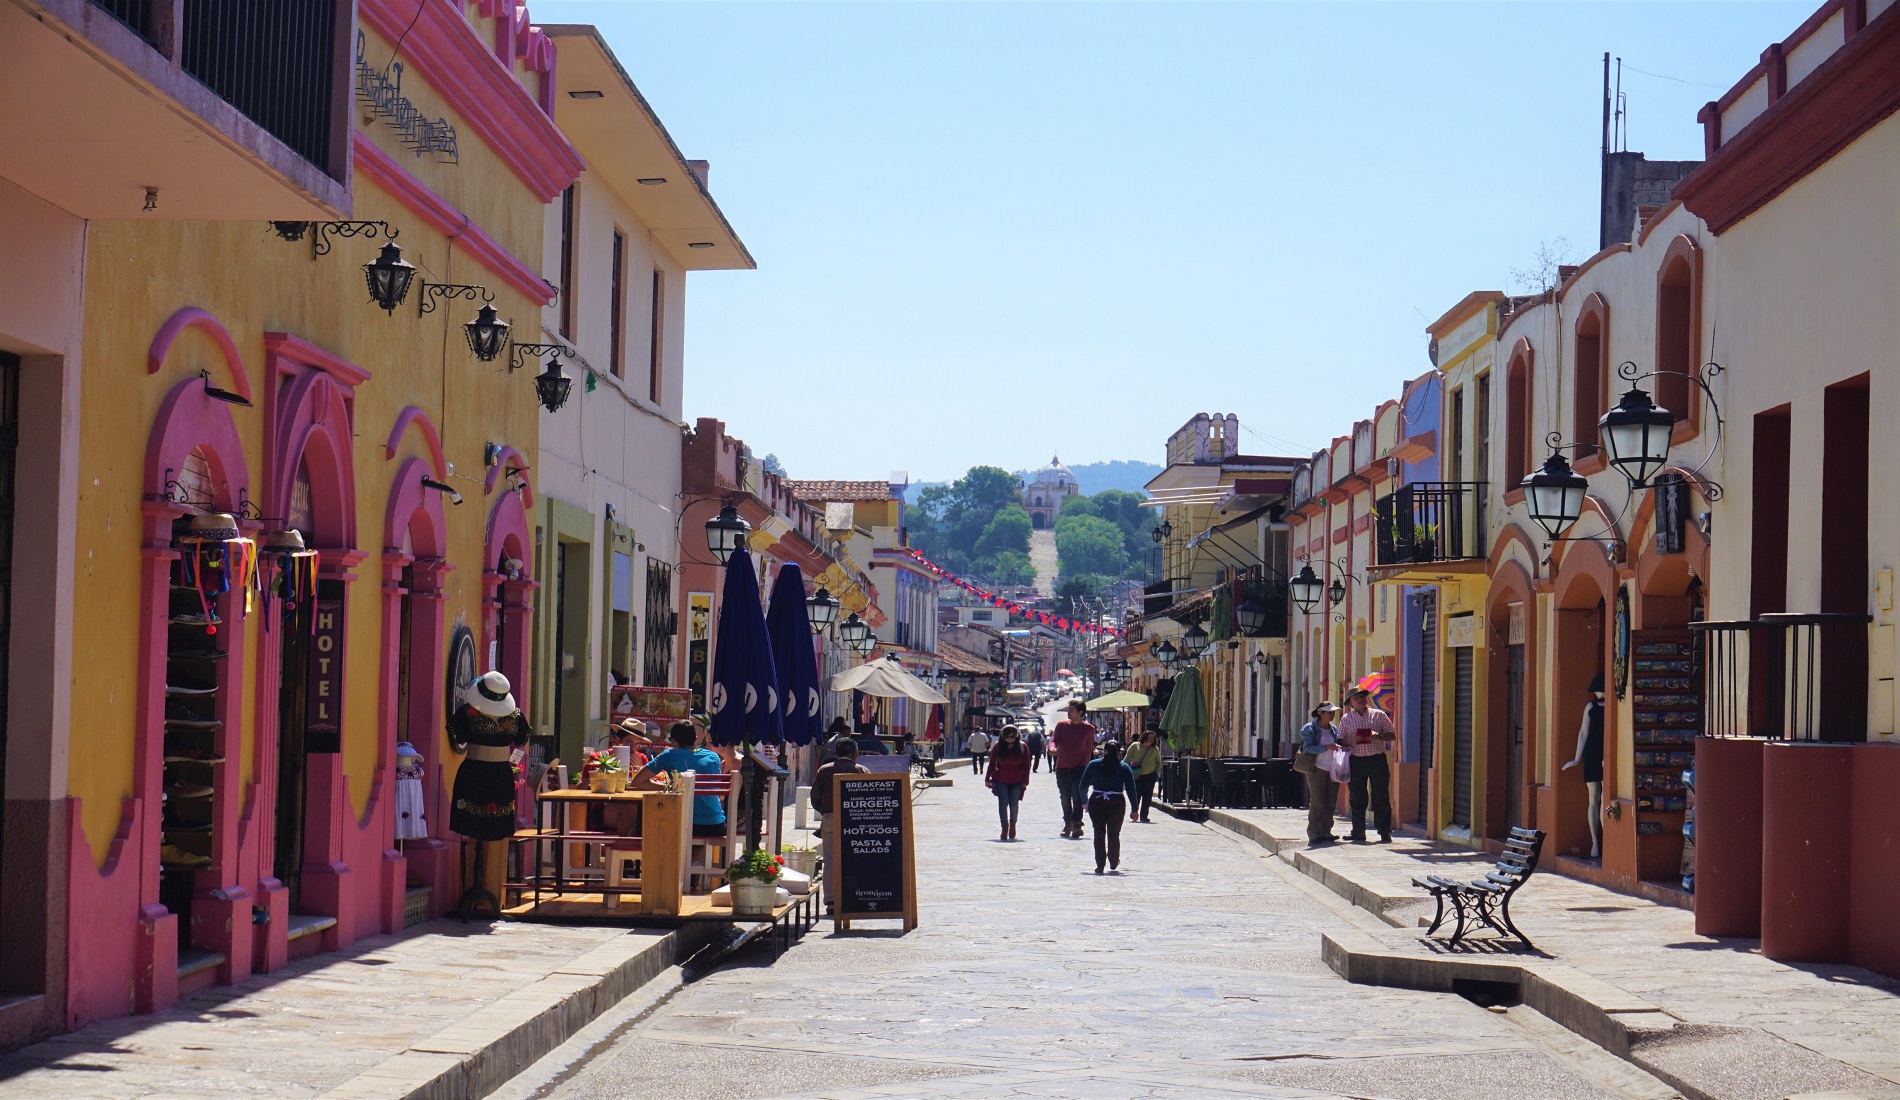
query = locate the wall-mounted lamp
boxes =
[509,343,575,412]
[272,220,397,258]
[421,476,463,506]
[364,241,417,313]
[704,501,749,565]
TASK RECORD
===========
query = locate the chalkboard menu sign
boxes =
[829,773,917,930]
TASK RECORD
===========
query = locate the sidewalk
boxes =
[0,919,695,1100]
[1211,807,1900,1100]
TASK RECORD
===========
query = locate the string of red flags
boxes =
[899,547,1124,639]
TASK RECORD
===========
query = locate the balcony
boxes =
[1142,578,1177,616]
[0,0,349,219]
[1374,482,1486,567]
[1691,613,1873,742]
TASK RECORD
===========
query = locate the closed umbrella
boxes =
[708,545,782,747]
[765,563,823,745]
[1160,666,1210,755]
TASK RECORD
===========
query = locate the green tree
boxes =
[975,505,1032,557]
[1055,514,1128,577]
[983,550,1036,588]
[909,465,1021,565]
[1056,573,1103,618]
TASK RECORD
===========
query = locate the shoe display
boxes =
[165,782,214,799]
[160,844,211,869]
[162,815,212,834]
[163,746,226,764]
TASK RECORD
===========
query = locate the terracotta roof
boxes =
[937,644,1005,676]
[784,479,894,503]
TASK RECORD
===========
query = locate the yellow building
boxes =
[62,1,578,1026]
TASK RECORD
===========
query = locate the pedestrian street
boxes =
[497,768,1677,1100]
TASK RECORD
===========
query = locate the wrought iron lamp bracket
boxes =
[234,491,286,525]
[509,343,565,374]
[1614,359,1727,496]
[274,220,399,258]
[418,280,494,316]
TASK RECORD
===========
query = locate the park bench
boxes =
[1412,826,1545,948]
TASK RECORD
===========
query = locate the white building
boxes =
[1022,455,1080,529]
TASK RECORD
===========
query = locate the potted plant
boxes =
[725,848,785,916]
[779,842,818,877]
[583,749,627,793]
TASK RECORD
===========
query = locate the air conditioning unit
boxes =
[1387,457,1402,478]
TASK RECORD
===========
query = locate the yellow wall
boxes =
[70,59,547,862]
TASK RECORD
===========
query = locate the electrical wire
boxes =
[1620,63,1726,90]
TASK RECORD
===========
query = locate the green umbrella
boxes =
[1159,666,1209,755]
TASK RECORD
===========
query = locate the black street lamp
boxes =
[1327,578,1347,608]
[464,304,511,363]
[1599,384,1677,490]
[704,502,750,565]
[1236,599,1269,636]
[532,356,573,413]
[806,587,840,633]
[1154,639,1178,670]
[363,241,417,313]
[1289,563,1324,614]
[838,612,871,652]
[1182,623,1210,659]
[1523,451,1590,539]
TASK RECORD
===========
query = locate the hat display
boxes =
[179,512,240,543]
[468,671,517,718]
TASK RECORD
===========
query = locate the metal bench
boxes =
[1412,827,1545,948]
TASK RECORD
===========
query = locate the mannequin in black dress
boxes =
[448,671,529,916]
[1562,675,1607,859]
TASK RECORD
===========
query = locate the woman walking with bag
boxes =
[1123,729,1163,823]
[985,725,1032,840]
[1294,702,1343,848]
[1078,741,1140,873]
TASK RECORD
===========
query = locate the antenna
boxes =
[1615,56,1627,152]
[1599,52,1611,250]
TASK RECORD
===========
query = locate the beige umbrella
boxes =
[827,655,949,704]
[1084,689,1151,711]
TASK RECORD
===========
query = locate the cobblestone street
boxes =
[496,777,1675,1100]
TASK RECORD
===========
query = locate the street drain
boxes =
[1453,977,1522,1009]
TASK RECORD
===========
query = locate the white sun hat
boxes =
[468,671,517,718]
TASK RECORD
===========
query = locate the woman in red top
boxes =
[985,725,1033,841]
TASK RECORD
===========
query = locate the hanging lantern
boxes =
[1154,639,1178,669]
[1236,599,1269,636]
[363,241,417,313]
[806,587,840,632]
[533,355,573,413]
[854,628,879,656]
[837,612,871,652]
[1328,578,1347,608]
[1288,563,1324,614]
[1523,451,1590,539]
[703,502,750,565]
[464,304,511,363]
[178,512,240,544]
[271,221,311,242]
[1182,623,1210,659]
[1599,384,1676,489]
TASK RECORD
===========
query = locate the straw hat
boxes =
[467,671,517,718]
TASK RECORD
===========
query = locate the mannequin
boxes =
[447,671,530,917]
[1561,675,1607,859]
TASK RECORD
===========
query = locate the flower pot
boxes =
[729,878,778,916]
[781,850,818,877]
[589,772,609,793]
[608,773,627,794]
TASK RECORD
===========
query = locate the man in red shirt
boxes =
[1050,699,1099,838]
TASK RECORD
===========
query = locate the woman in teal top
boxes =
[634,722,728,836]
[1077,742,1140,874]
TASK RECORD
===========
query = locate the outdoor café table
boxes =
[521,788,692,916]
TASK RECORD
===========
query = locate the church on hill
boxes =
[1021,455,1080,529]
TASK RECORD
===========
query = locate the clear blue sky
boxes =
[533,1,1808,483]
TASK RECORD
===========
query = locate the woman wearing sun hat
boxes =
[447,671,531,841]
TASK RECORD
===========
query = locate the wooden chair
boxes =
[602,836,643,910]
[683,772,739,892]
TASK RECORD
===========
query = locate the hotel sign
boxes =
[306,582,346,753]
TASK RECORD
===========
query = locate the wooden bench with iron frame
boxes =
[1412,826,1545,948]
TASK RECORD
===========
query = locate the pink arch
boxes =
[486,488,533,573]
[145,376,250,502]
[385,406,447,480]
[384,457,448,559]
[484,445,535,509]
[270,372,358,549]
[147,307,254,404]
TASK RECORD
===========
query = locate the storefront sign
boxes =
[829,773,917,930]
[1508,603,1526,646]
[687,591,713,714]
[610,685,692,725]
[1446,611,1476,649]
[305,583,345,753]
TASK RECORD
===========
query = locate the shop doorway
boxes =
[273,467,316,914]
[1414,593,1437,826]
[552,538,592,763]
[1505,643,1525,833]
[1450,643,1474,829]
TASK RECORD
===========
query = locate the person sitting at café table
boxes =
[632,721,728,838]
[608,717,663,766]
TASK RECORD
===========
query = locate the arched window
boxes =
[1574,295,1609,462]
[1505,339,1533,486]
[1655,235,1701,434]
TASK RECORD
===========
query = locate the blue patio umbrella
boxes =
[708,545,783,746]
[765,563,823,745]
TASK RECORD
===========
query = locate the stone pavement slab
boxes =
[0,919,684,1100]
[1213,807,1900,1100]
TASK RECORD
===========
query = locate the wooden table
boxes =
[512,788,692,916]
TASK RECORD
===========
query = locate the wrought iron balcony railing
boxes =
[89,0,342,175]
[1375,482,1486,566]
[1691,613,1873,742]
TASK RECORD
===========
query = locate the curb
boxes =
[320,924,716,1100]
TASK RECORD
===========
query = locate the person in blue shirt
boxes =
[634,722,728,836]
[1077,741,1141,874]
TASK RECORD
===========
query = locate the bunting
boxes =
[899,547,1124,639]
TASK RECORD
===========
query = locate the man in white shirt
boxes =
[1337,687,1396,844]
[966,728,991,773]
